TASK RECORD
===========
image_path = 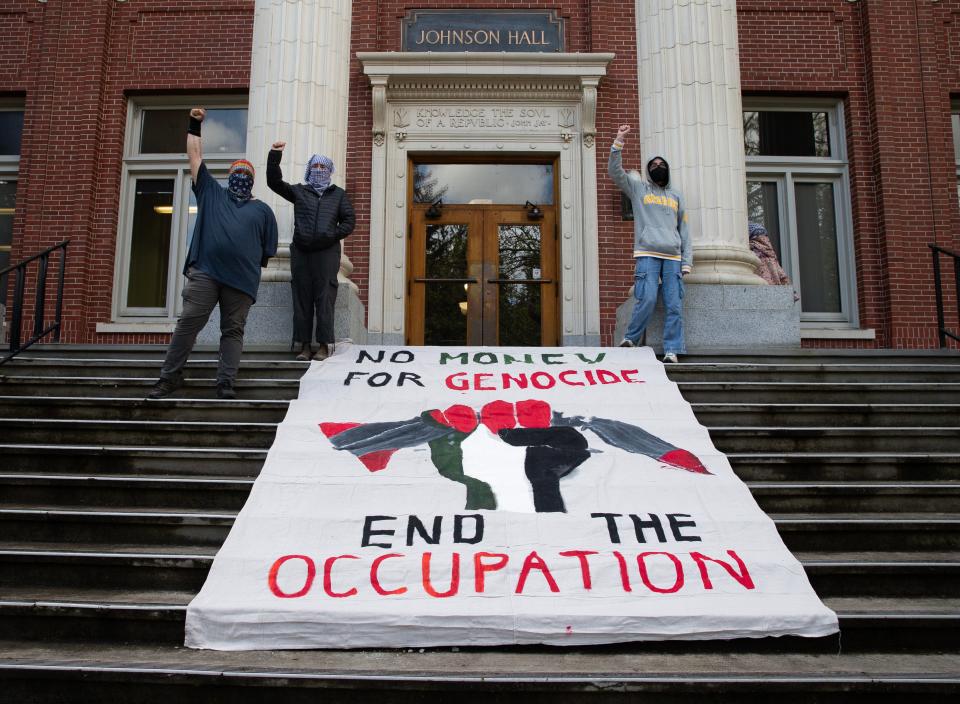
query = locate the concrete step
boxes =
[0,358,309,380]
[2,591,956,652]
[6,445,959,484]
[2,473,957,515]
[2,645,958,704]
[677,382,960,404]
[746,482,960,513]
[710,427,960,454]
[4,421,957,457]
[0,396,290,423]
[665,363,960,383]
[1,507,956,552]
[0,475,254,512]
[0,376,300,399]
[728,454,960,482]
[691,404,960,427]
[0,445,267,477]
[0,419,280,448]
[1,546,953,598]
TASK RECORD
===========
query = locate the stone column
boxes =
[634,0,761,284]
[246,0,354,286]
[199,0,364,346]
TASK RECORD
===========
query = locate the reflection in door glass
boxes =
[424,224,469,345]
[795,183,841,314]
[498,225,542,346]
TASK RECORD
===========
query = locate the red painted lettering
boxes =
[267,554,316,599]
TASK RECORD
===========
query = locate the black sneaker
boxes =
[216,383,237,400]
[146,378,179,400]
[618,339,634,348]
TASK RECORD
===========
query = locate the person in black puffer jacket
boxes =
[267,142,355,360]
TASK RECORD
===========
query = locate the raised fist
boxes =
[271,141,286,150]
[616,124,631,140]
[190,108,206,122]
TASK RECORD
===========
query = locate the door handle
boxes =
[412,278,479,284]
[486,278,553,284]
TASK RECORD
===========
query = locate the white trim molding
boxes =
[357,52,614,345]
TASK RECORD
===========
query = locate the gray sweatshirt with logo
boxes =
[608,147,692,271]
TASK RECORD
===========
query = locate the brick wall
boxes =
[4,0,253,346]
[738,0,960,349]
[4,0,959,349]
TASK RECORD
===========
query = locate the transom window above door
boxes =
[413,163,554,204]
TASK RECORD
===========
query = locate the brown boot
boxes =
[295,343,311,362]
[312,343,330,361]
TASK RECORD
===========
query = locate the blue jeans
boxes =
[623,256,686,354]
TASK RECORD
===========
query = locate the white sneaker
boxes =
[618,339,634,348]
[662,353,678,363]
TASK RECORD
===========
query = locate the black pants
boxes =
[290,242,339,345]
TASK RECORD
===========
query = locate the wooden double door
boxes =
[407,205,558,346]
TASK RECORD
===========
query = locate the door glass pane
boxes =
[795,182,841,314]
[126,179,175,308]
[140,108,247,154]
[744,111,830,157]
[746,180,784,260]
[413,164,553,204]
[497,224,542,346]
[424,224,469,345]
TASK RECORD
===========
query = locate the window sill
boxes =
[800,327,876,340]
[96,322,176,334]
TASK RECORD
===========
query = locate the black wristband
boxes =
[188,116,202,137]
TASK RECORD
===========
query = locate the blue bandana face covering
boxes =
[227,171,254,202]
[304,154,334,193]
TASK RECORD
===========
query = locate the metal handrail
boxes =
[1,239,70,365]
[929,243,960,348]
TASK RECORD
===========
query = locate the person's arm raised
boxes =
[187,108,205,183]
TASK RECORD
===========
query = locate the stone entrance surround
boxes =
[358,52,614,347]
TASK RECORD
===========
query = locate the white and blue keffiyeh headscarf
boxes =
[304,154,334,193]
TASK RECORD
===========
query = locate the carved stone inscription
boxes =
[412,105,560,132]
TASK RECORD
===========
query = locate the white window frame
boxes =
[951,107,960,204]
[113,96,247,321]
[744,98,859,327]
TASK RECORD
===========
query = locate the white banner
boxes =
[186,345,837,650]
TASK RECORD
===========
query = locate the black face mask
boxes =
[649,165,668,186]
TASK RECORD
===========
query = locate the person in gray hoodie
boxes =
[608,124,691,362]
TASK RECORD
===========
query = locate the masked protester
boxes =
[147,108,278,401]
[608,124,691,363]
[266,143,355,361]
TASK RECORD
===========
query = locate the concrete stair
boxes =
[0,345,958,701]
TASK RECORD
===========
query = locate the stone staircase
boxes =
[1,345,958,701]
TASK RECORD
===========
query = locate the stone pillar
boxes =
[200,0,365,346]
[246,0,353,285]
[634,0,761,284]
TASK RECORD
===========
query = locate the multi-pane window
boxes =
[951,110,960,204]
[0,106,24,310]
[115,99,247,319]
[744,103,857,325]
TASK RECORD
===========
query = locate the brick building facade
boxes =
[2,0,959,350]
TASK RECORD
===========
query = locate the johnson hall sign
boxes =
[401,10,565,53]
[185,345,837,650]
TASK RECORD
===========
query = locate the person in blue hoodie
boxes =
[608,124,691,363]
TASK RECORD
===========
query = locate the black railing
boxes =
[1,240,70,365]
[929,243,960,348]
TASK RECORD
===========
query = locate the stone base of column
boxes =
[197,281,368,347]
[685,245,767,286]
[614,283,800,351]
